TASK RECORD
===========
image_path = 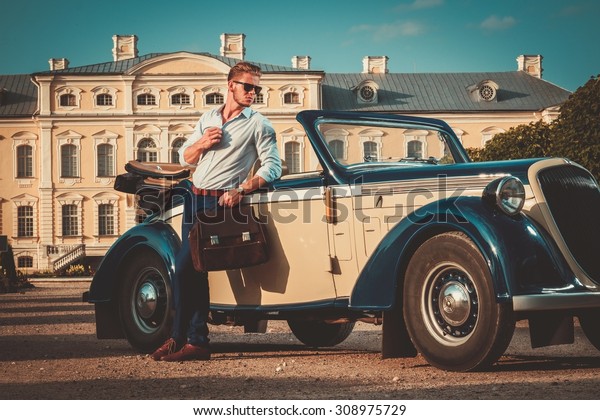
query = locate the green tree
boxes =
[552,75,600,181]
[472,74,600,182]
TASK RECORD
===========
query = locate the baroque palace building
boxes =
[0,33,571,272]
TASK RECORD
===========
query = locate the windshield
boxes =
[315,120,457,168]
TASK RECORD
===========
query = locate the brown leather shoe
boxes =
[150,338,181,361]
[160,343,211,362]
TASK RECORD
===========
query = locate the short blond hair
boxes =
[227,61,262,81]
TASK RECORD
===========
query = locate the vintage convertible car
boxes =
[84,110,600,371]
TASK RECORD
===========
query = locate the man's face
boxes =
[229,73,261,107]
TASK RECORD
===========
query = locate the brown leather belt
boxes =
[191,185,226,197]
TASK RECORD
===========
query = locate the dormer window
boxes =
[360,86,375,102]
[355,80,379,104]
[479,84,496,101]
[469,80,499,103]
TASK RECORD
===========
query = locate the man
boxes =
[151,61,282,362]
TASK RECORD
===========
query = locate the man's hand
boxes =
[183,127,222,165]
[219,188,244,207]
[198,127,222,150]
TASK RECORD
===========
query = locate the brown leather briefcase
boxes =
[189,205,268,272]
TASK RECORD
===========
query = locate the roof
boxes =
[33,52,311,75]
[0,53,572,118]
[0,74,38,117]
[322,71,571,112]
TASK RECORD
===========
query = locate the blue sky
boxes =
[0,0,597,92]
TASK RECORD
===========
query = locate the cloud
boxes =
[479,15,517,31]
[395,0,444,11]
[557,4,585,16]
[350,21,425,42]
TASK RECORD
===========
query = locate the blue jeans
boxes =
[170,183,218,346]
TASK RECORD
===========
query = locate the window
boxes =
[206,93,224,105]
[172,93,190,105]
[137,94,156,106]
[17,145,33,178]
[479,85,495,101]
[481,127,505,147]
[98,204,115,236]
[359,86,375,102]
[59,94,76,107]
[18,256,33,268]
[285,142,301,174]
[171,138,186,163]
[136,211,147,224]
[284,92,300,104]
[62,204,78,236]
[407,140,423,159]
[60,144,78,177]
[97,144,114,177]
[17,206,34,237]
[96,93,113,106]
[254,94,264,104]
[137,138,158,162]
[363,141,378,161]
[328,140,345,161]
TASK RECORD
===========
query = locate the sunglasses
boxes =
[232,80,262,95]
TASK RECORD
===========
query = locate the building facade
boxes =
[0,34,571,272]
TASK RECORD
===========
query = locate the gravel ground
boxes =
[2,282,600,400]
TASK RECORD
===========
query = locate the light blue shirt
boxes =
[179,106,282,190]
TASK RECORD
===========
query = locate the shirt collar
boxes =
[217,105,253,120]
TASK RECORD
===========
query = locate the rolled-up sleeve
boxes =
[178,120,202,167]
[254,117,282,183]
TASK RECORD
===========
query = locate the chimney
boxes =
[48,58,69,71]
[112,35,139,61]
[291,56,311,70]
[362,56,389,74]
[220,33,245,60]
[517,54,543,79]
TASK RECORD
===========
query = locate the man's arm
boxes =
[181,126,223,166]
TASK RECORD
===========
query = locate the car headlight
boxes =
[482,176,525,216]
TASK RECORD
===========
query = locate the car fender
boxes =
[349,196,576,310]
[87,221,180,302]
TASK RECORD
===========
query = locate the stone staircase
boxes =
[47,244,86,271]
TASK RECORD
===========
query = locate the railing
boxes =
[49,244,86,271]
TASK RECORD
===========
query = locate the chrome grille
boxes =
[537,165,600,282]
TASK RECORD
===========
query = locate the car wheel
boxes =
[403,232,515,372]
[117,251,172,353]
[578,309,600,351]
[287,320,355,347]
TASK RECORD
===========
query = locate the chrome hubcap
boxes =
[426,267,479,343]
[136,281,158,319]
[131,269,168,333]
[438,281,471,327]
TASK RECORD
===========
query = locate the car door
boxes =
[208,173,338,308]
